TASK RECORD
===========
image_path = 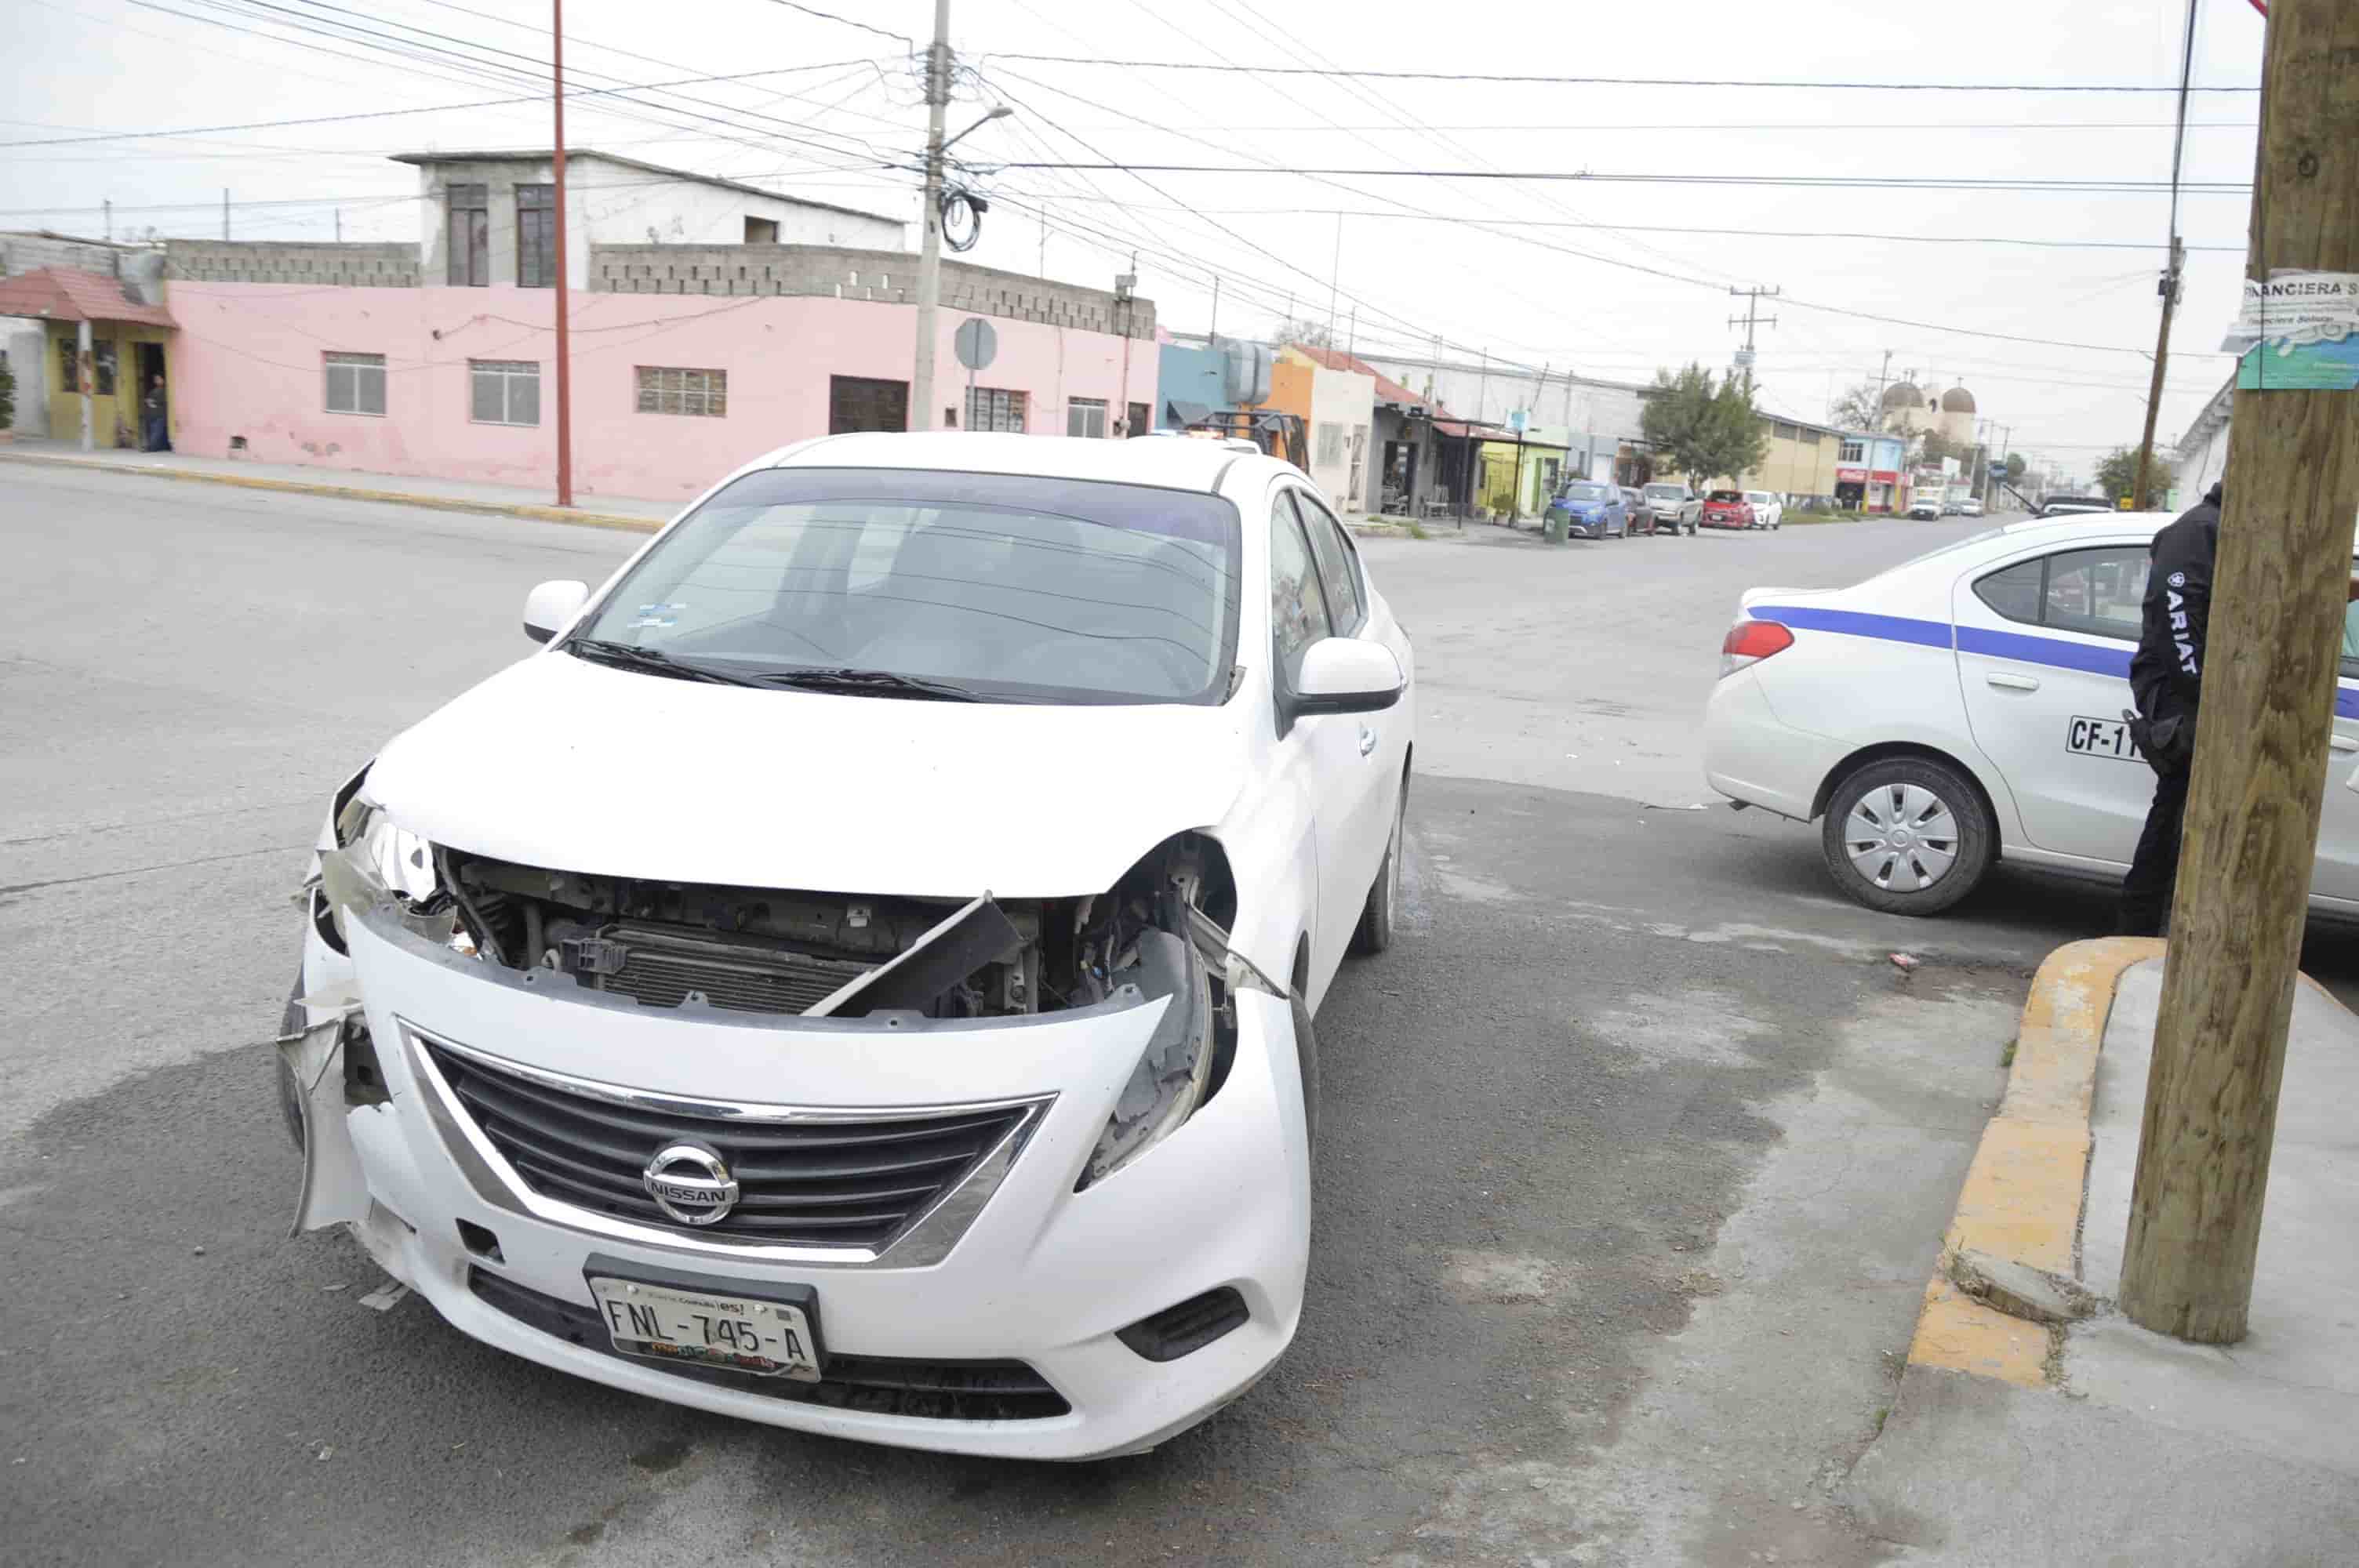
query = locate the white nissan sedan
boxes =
[1705,514,2359,916]
[277,432,1414,1459]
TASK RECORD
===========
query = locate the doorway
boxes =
[134,341,169,451]
[829,376,908,434]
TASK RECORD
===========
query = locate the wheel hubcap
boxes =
[1845,783,1960,893]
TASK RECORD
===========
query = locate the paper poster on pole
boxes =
[2222,270,2359,390]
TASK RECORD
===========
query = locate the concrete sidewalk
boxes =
[0,438,674,531]
[1845,948,2359,1565]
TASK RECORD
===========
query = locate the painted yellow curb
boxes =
[1905,936,2165,1387]
[0,451,663,533]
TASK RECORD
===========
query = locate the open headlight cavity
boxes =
[1076,928,1223,1191]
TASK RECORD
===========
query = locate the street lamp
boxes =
[942,104,1012,155]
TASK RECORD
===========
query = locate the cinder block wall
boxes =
[163,241,420,288]
[587,244,1158,339]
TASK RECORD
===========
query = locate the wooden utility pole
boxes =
[551,0,574,507]
[2119,0,2359,1343]
[2133,237,2188,510]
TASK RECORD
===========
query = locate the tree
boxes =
[1271,317,1336,349]
[2095,445,2142,500]
[2005,452,2028,482]
[0,348,13,432]
[1642,363,1768,489]
[1829,381,1885,431]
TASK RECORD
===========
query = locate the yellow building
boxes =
[1671,410,1846,499]
[0,267,178,448]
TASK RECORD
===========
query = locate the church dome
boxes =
[1880,381,1925,411]
[1941,386,1977,413]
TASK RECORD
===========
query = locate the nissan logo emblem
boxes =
[641,1141,740,1226]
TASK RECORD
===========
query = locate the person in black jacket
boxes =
[2117,480,2221,936]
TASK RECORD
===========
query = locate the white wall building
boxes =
[394,150,905,292]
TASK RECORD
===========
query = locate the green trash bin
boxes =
[1543,510,1568,545]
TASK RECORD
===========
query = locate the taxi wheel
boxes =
[1821,757,1994,915]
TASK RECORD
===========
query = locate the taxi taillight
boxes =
[1720,619,1794,677]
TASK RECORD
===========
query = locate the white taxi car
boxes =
[1704,514,2359,915]
[277,432,1414,1459]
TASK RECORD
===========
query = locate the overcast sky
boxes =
[4,0,2270,485]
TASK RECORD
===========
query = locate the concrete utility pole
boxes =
[102,199,111,242]
[2132,236,2187,509]
[221,190,229,241]
[2119,0,2359,1344]
[76,318,93,452]
[1871,348,1893,432]
[551,0,574,507]
[911,0,952,432]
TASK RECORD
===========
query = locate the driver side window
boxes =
[1269,499,1332,686]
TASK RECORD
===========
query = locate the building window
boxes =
[1839,439,1866,463]
[1316,422,1345,466]
[1067,397,1108,438]
[828,375,906,433]
[1798,428,1823,445]
[1773,421,1798,440]
[516,184,554,289]
[447,183,489,287]
[636,365,727,418]
[744,216,779,244]
[965,387,1027,433]
[470,359,540,426]
[56,336,76,392]
[324,352,387,416]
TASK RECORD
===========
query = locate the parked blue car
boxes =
[1547,480,1629,539]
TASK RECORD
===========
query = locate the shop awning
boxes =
[0,266,176,328]
[1163,398,1215,428]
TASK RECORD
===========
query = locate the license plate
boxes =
[2067,715,2143,762]
[587,1275,822,1381]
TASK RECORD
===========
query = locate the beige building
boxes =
[1878,380,1978,447]
[1670,409,1847,501]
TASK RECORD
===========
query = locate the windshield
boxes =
[1707,490,1744,503]
[1644,485,1685,500]
[569,467,1242,705]
[1563,482,1612,502]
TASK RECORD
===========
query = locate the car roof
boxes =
[759,430,1270,493]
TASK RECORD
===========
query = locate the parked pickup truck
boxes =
[1637,482,1701,536]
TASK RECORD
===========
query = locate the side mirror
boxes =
[1289,637,1405,720]
[522,579,590,644]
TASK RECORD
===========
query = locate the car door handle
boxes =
[2332,735,2358,754]
[1985,673,2041,691]
[1358,725,1378,757]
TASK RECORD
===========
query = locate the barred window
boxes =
[324,351,387,416]
[516,185,555,289]
[636,365,727,418]
[447,183,489,287]
[964,387,1027,433]
[1316,422,1344,466]
[470,359,540,426]
[1067,397,1107,438]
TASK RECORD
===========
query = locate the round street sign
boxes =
[954,317,998,372]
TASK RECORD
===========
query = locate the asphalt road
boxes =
[3,470,2347,1566]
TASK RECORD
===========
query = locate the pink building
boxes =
[154,152,1159,503]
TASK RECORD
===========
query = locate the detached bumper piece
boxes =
[1117,1286,1249,1363]
[467,1269,1070,1421]
[425,1040,1029,1249]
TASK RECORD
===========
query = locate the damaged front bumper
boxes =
[281,900,1310,1460]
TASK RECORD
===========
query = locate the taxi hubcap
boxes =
[1845,783,1960,893]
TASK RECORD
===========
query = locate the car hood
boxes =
[364,651,1251,898]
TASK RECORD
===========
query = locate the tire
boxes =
[1820,756,1994,915]
[1350,777,1406,955]
[1290,986,1319,1153]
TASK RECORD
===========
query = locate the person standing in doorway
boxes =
[2117,481,2222,937]
[142,373,170,452]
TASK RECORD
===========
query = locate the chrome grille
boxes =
[424,1043,1033,1250]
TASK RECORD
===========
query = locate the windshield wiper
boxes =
[754,666,998,702]
[562,638,765,688]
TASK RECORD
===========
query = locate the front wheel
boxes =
[1820,757,1994,915]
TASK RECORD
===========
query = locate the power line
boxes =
[0,57,896,149]
[757,0,913,49]
[990,162,2253,195]
[982,54,2263,93]
[983,193,2248,252]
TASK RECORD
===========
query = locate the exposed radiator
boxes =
[569,920,874,1015]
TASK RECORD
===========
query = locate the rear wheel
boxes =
[1820,756,1994,915]
[1350,777,1406,955]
